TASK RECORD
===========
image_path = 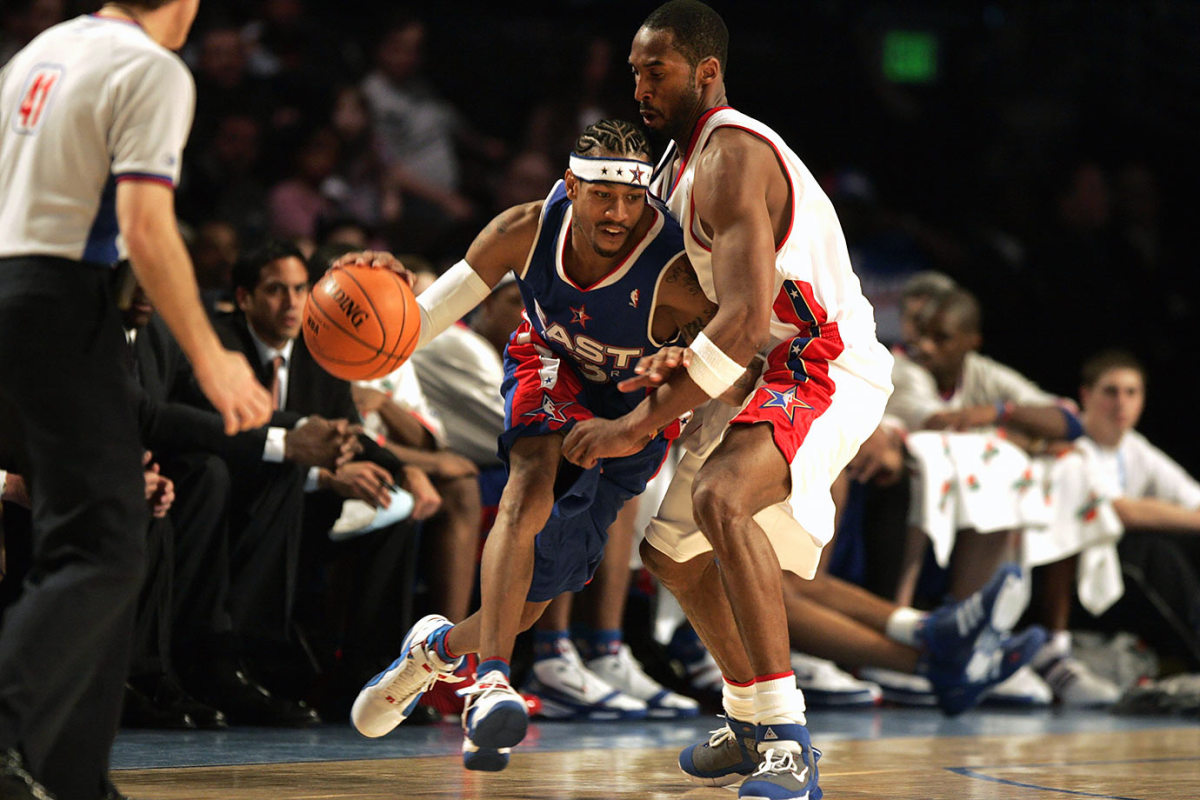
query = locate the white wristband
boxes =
[687,332,745,397]
[416,260,493,349]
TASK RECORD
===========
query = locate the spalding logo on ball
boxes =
[302,264,421,380]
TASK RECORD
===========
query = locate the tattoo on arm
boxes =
[663,258,703,295]
[678,306,718,343]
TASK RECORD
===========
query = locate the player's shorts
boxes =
[644,337,889,579]
[500,322,673,602]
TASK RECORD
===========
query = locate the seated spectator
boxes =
[124,281,358,727]
[890,286,1084,606]
[360,12,505,257]
[216,239,437,717]
[267,126,340,247]
[1027,350,1200,705]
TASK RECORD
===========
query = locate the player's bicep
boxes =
[463,202,540,285]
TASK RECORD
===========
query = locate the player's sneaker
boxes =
[459,670,528,772]
[982,665,1053,706]
[350,614,462,737]
[523,639,647,721]
[586,645,700,718]
[738,724,822,800]
[678,716,759,787]
[790,652,881,708]
[1038,656,1121,707]
[919,563,1025,663]
[856,667,937,706]
[928,625,1049,716]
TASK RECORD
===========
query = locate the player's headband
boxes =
[568,154,651,187]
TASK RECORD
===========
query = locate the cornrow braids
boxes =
[572,119,651,160]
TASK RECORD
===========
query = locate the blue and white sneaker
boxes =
[679,716,759,787]
[459,671,528,772]
[919,563,1026,663]
[928,625,1049,716]
[350,614,462,737]
[586,645,700,719]
[738,723,822,800]
[522,639,647,721]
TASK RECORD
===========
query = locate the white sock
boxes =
[722,678,756,722]
[752,673,806,726]
[885,607,924,648]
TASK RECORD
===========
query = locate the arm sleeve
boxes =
[109,52,194,187]
[885,354,944,430]
[1141,442,1200,509]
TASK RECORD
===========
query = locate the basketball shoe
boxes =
[350,614,462,737]
[790,652,882,708]
[982,665,1053,706]
[1037,655,1121,707]
[737,723,822,800]
[522,639,647,721]
[678,716,760,787]
[459,670,528,772]
[918,563,1026,663]
[926,625,1049,715]
[586,645,699,718]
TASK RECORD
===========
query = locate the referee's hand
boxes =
[195,349,274,434]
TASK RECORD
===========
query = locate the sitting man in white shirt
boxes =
[1032,350,1200,705]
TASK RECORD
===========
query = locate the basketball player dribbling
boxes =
[344,119,750,770]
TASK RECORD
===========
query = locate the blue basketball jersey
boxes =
[514,180,686,413]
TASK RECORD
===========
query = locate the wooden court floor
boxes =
[113,725,1200,800]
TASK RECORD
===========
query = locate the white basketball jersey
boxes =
[0,15,195,264]
[649,106,893,391]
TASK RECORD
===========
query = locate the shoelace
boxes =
[705,724,737,749]
[383,642,461,699]
[751,747,807,780]
[457,677,520,706]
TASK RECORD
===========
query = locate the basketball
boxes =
[302,264,421,381]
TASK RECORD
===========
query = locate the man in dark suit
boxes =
[216,240,435,716]
[125,280,357,727]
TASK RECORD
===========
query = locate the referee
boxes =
[0,3,271,799]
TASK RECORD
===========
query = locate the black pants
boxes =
[0,257,147,800]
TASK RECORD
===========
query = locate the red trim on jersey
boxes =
[666,105,733,201]
[558,206,659,292]
[116,173,175,188]
[684,122,796,256]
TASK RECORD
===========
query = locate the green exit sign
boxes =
[882,30,938,83]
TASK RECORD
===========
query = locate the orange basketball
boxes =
[302,264,421,381]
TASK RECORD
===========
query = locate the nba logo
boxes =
[629,289,640,308]
[13,64,64,136]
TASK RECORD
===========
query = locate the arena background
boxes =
[4,0,1198,471]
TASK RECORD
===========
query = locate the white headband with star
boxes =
[568,154,651,187]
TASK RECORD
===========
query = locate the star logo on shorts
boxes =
[569,304,591,328]
[759,386,811,422]
[524,393,573,423]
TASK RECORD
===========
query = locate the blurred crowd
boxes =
[2,0,1198,730]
